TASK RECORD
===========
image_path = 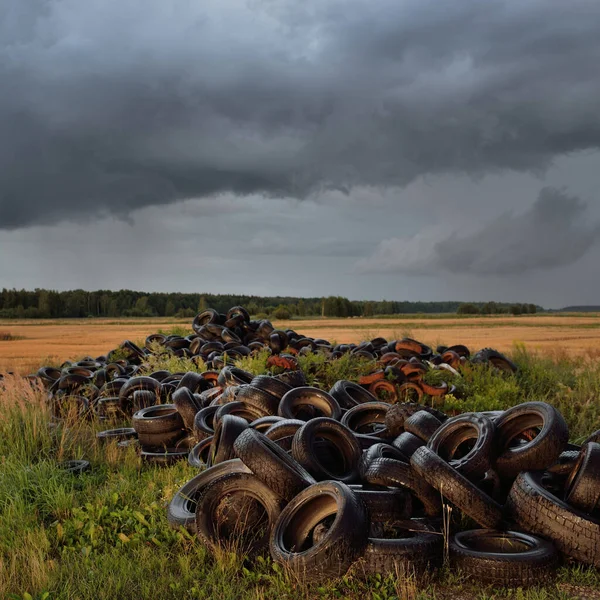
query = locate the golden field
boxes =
[2,313,600,374]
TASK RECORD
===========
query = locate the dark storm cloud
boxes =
[3,0,600,228]
[358,187,600,276]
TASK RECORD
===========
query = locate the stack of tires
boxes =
[168,390,600,587]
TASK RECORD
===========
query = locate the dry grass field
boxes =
[2,313,600,374]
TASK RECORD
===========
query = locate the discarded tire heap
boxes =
[34,306,516,427]
[30,306,600,586]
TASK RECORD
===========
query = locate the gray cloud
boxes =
[357,187,600,276]
[3,1,600,228]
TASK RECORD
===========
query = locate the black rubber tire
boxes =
[359,529,443,577]
[358,443,408,480]
[329,380,378,409]
[278,387,342,421]
[140,448,189,465]
[472,348,518,373]
[214,401,269,425]
[131,390,158,412]
[250,375,292,400]
[427,412,495,478]
[196,472,285,555]
[172,387,202,431]
[264,419,305,441]
[494,402,569,479]
[341,402,390,438]
[292,417,362,484]
[176,372,205,394]
[236,385,281,414]
[249,416,283,433]
[269,481,369,582]
[349,485,413,522]
[217,366,254,388]
[274,370,307,388]
[210,414,249,465]
[450,529,558,587]
[565,442,600,514]
[546,449,580,477]
[364,457,441,517]
[234,429,315,501]
[118,376,160,415]
[505,471,600,567]
[96,428,137,443]
[392,432,425,459]
[403,411,442,442]
[132,404,184,435]
[138,429,186,449]
[189,436,214,468]
[411,446,503,528]
[167,459,251,533]
[193,406,218,440]
[385,403,447,437]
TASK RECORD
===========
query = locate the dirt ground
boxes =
[2,314,600,373]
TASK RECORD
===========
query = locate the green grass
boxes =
[1,347,599,600]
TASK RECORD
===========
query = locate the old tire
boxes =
[269,481,369,582]
[450,529,558,587]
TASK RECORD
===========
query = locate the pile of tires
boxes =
[28,304,596,587]
[31,305,517,425]
[168,383,600,586]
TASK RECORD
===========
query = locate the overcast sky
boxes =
[2,0,600,308]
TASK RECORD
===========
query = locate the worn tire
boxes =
[404,411,442,442]
[173,387,202,431]
[494,402,569,479]
[167,459,251,533]
[565,442,600,514]
[138,429,186,449]
[450,529,558,587]
[411,446,503,528]
[359,529,443,577]
[196,472,285,555]
[210,414,249,465]
[188,436,214,468]
[278,387,342,421]
[341,402,390,439]
[329,380,378,409]
[193,406,218,440]
[349,485,413,522]
[385,403,446,437]
[359,443,407,480]
[236,385,280,415]
[364,457,441,517]
[292,417,362,484]
[427,413,495,478]
[392,432,425,459]
[96,427,137,443]
[234,429,315,501]
[132,404,184,435]
[269,481,369,582]
[506,471,600,567]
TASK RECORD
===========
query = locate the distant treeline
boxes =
[0,288,543,319]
